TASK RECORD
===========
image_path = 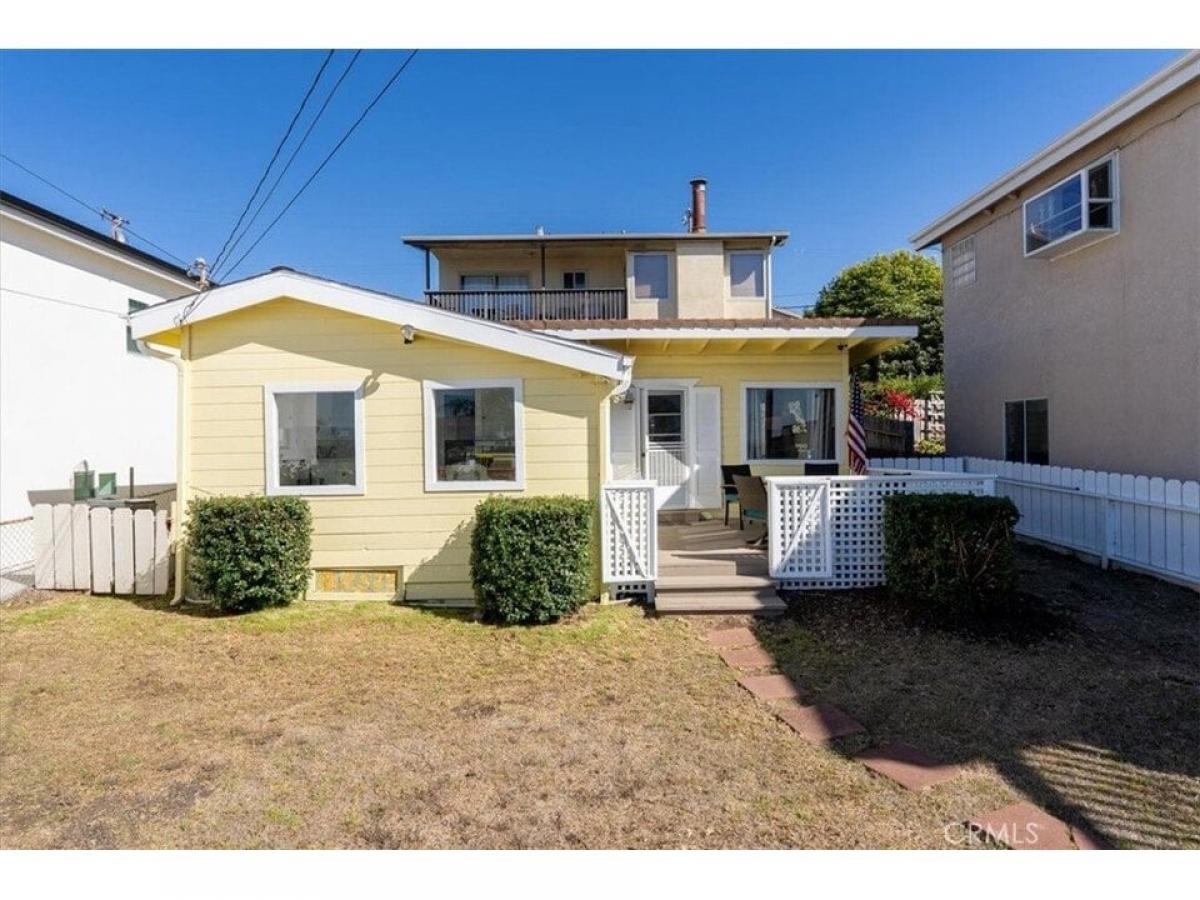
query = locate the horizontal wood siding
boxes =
[187,298,606,600]
[626,350,849,474]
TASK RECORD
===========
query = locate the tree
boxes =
[808,250,942,380]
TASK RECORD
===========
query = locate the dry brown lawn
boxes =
[1,547,1195,849]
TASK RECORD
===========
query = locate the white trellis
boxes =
[766,473,996,590]
[768,480,831,579]
[600,481,657,595]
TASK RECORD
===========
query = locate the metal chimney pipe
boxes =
[689,178,708,233]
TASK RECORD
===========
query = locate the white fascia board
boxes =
[535,325,919,341]
[0,206,198,292]
[130,270,633,382]
[910,50,1200,249]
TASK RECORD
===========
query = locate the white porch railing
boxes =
[600,481,657,591]
[766,472,996,589]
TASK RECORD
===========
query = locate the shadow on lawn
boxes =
[756,546,1200,849]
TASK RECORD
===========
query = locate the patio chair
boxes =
[720,464,752,527]
[805,462,840,476]
[732,474,768,546]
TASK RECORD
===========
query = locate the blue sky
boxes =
[0,49,1182,309]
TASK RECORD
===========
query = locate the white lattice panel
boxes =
[601,482,657,587]
[769,482,831,579]
[767,475,994,590]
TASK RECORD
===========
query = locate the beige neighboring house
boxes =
[911,51,1200,481]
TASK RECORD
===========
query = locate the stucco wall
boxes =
[939,82,1200,480]
[0,214,190,519]
[184,298,608,601]
[430,238,774,321]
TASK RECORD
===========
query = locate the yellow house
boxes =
[131,181,917,610]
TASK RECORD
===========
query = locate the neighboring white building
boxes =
[0,191,200,524]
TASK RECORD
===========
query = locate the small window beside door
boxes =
[645,392,683,445]
[562,271,587,290]
[1004,399,1049,465]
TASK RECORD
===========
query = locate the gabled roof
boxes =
[910,50,1200,249]
[129,268,633,382]
[404,231,788,249]
[0,190,200,288]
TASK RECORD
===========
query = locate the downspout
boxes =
[136,328,190,605]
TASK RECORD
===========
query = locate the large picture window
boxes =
[1004,398,1049,465]
[743,384,838,463]
[423,379,524,491]
[265,384,365,495]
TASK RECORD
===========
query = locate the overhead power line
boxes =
[209,50,336,274]
[0,152,190,266]
[213,50,362,280]
[220,49,419,280]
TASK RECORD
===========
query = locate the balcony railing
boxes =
[426,288,627,322]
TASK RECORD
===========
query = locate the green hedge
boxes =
[186,496,312,612]
[470,496,594,625]
[883,493,1020,622]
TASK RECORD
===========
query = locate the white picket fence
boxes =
[33,503,172,595]
[871,457,1200,587]
[766,472,996,589]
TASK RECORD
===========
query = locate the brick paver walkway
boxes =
[705,623,1106,848]
[968,802,1104,850]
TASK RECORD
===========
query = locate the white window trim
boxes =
[627,251,673,302]
[726,250,768,300]
[1022,151,1119,259]
[740,381,844,467]
[264,382,366,497]
[1002,397,1050,464]
[949,236,976,289]
[423,377,525,493]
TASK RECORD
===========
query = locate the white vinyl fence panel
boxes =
[872,457,1200,587]
[767,472,996,589]
[33,503,172,596]
[601,482,657,589]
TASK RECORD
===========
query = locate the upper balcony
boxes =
[404,229,788,323]
[426,287,627,322]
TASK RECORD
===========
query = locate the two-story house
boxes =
[131,180,916,605]
[911,51,1200,481]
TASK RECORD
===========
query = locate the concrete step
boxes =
[656,573,775,593]
[654,587,786,615]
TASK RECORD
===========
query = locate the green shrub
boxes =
[915,437,946,456]
[883,493,1020,623]
[186,496,312,612]
[470,496,594,625]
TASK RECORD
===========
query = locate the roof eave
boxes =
[909,50,1200,249]
[129,270,631,383]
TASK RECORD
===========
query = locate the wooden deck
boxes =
[654,520,786,615]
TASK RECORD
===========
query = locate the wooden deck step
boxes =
[658,555,770,577]
[654,587,786,615]
[656,573,775,593]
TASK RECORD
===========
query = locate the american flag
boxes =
[847,373,869,475]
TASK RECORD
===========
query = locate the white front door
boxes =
[642,389,689,510]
